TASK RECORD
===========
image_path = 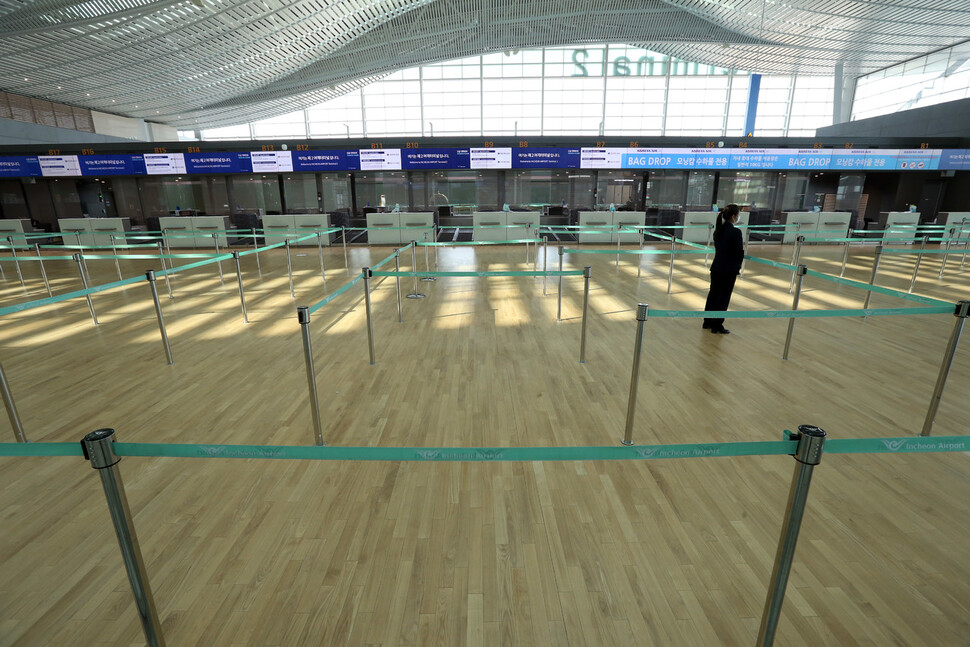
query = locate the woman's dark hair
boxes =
[713,203,740,241]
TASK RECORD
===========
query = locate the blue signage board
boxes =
[0,156,41,177]
[402,148,469,169]
[292,150,357,172]
[513,148,580,168]
[894,149,941,170]
[79,155,139,176]
[129,155,147,175]
[730,149,788,170]
[185,152,251,174]
[693,149,731,169]
[940,149,970,170]
[782,150,832,170]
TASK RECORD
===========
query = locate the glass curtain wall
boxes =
[506,170,594,211]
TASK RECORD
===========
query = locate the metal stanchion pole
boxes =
[212,233,224,284]
[637,231,643,279]
[232,251,249,324]
[297,306,325,446]
[557,246,564,322]
[0,362,27,442]
[757,425,826,647]
[80,429,167,647]
[433,223,439,269]
[162,229,173,260]
[862,244,883,309]
[394,252,403,322]
[34,243,52,298]
[789,230,800,267]
[421,235,436,282]
[7,236,24,287]
[621,303,649,446]
[145,270,173,364]
[110,234,123,281]
[252,227,262,278]
[840,238,851,277]
[920,300,969,436]
[579,266,591,363]
[75,231,90,276]
[666,235,675,294]
[406,241,425,298]
[939,229,954,278]
[73,253,99,325]
[342,226,350,275]
[615,227,621,269]
[362,268,376,365]
[740,227,751,278]
[285,240,295,298]
[782,265,807,360]
[909,235,929,293]
[316,232,327,288]
[757,425,825,647]
[156,242,173,299]
[542,236,548,295]
[704,223,714,268]
[789,236,804,293]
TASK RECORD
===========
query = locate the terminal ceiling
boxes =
[0,0,968,130]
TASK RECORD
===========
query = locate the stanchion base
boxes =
[406,293,427,299]
[420,277,437,282]
[620,439,633,446]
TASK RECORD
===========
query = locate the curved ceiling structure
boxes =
[0,0,968,129]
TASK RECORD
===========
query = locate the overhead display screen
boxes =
[470,148,512,169]
[0,147,965,178]
[359,149,401,170]
[251,150,293,173]
[144,153,187,175]
[38,155,82,177]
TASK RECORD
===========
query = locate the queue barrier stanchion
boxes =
[579,266,591,363]
[783,265,807,360]
[740,227,752,278]
[156,242,174,299]
[406,241,425,299]
[909,235,929,293]
[232,251,249,324]
[73,252,99,325]
[296,306,325,446]
[637,231,644,279]
[252,227,262,278]
[145,270,174,365]
[211,234,225,285]
[542,236,549,295]
[74,231,91,276]
[704,223,714,268]
[7,236,24,287]
[840,237,851,277]
[316,232,327,288]
[110,234,123,281]
[285,240,295,298]
[421,234,436,282]
[557,246,564,321]
[621,303,649,446]
[789,236,804,294]
[939,228,954,278]
[80,429,166,647]
[920,300,969,437]
[666,236,675,294]
[757,424,826,647]
[34,243,52,298]
[341,226,350,275]
[0,361,27,443]
[394,252,403,323]
[863,244,883,310]
[362,267,376,365]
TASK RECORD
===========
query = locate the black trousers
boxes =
[703,271,738,329]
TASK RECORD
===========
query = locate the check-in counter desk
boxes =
[681,212,717,243]
[159,216,230,248]
[58,217,131,247]
[262,214,332,247]
[0,218,34,249]
[507,212,540,241]
[472,212,507,242]
[940,212,970,239]
[782,212,851,243]
[365,213,401,245]
[578,212,613,243]
[879,212,920,241]
[398,212,434,244]
[613,213,644,243]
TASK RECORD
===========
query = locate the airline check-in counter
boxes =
[506,212,540,241]
[365,212,435,245]
[680,211,749,244]
[578,212,614,243]
[472,212,508,242]
[57,217,131,247]
[781,212,852,243]
[940,212,970,239]
[262,214,332,246]
[159,216,231,248]
[879,211,920,241]
[0,219,34,249]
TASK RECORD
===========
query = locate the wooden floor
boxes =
[0,240,968,646]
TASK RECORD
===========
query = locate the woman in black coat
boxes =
[703,204,744,334]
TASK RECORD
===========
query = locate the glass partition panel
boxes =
[0,179,30,220]
[686,171,715,210]
[354,171,408,214]
[229,175,282,215]
[506,170,594,210]
[645,171,687,209]
[595,171,644,210]
[778,172,810,212]
[110,177,144,223]
[321,174,353,215]
[48,178,83,218]
[282,174,321,213]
